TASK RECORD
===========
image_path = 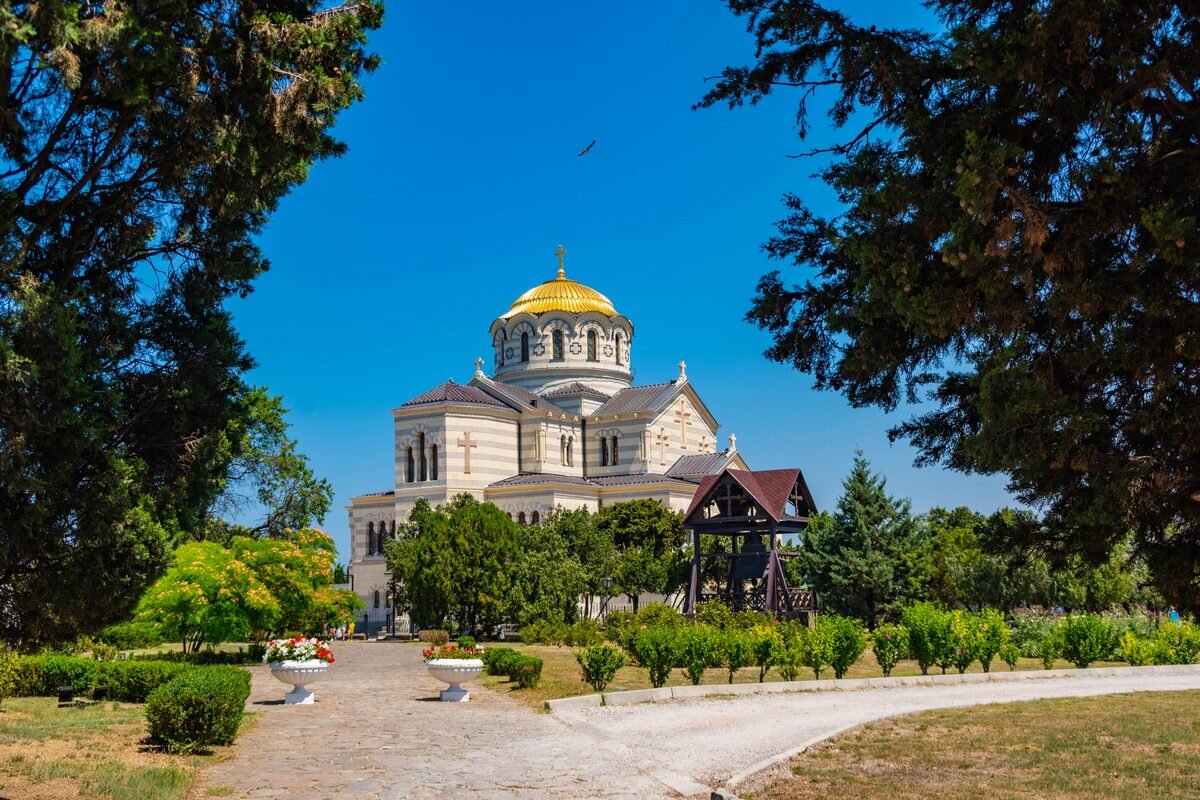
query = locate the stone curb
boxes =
[544,663,1200,712]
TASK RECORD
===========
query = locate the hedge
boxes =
[97,661,193,702]
[11,655,97,696]
[97,621,164,650]
[145,666,252,752]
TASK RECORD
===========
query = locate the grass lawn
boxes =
[475,642,1125,711]
[739,690,1200,799]
[0,697,250,800]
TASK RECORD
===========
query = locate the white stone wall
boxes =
[346,495,397,610]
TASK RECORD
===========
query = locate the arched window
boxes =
[518,511,527,526]
[367,522,375,555]
[430,444,439,480]
[600,437,609,467]
[561,435,567,465]
[531,510,540,525]
[373,590,380,609]
[418,432,427,482]
[521,332,530,362]
[406,446,414,483]
[611,436,619,465]
[567,436,574,467]
[552,330,564,361]
[587,330,597,361]
[615,333,623,365]
[495,332,505,367]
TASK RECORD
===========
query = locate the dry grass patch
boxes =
[0,697,247,800]
[740,690,1200,800]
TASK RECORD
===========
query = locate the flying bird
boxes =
[577,139,596,157]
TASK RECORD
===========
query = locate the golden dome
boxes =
[501,247,618,318]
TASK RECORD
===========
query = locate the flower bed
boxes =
[264,637,335,664]
[422,643,484,661]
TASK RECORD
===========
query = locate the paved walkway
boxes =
[196,643,1200,800]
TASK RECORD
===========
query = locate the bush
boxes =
[482,647,522,677]
[999,641,1021,671]
[902,603,951,676]
[520,621,568,646]
[130,647,264,666]
[1009,607,1060,658]
[750,626,779,682]
[0,650,16,708]
[821,615,867,679]
[507,656,543,689]
[772,634,805,681]
[564,620,603,648]
[676,625,723,685]
[1037,625,1062,669]
[96,661,193,703]
[576,645,625,692]
[604,611,635,642]
[97,621,164,650]
[91,642,120,662]
[1059,614,1116,668]
[145,666,251,752]
[973,609,1010,672]
[11,655,97,696]
[871,623,909,678]
[629,627,678,688]
[1151,620,1200,665]
[1121,631,1154,667]
[733,611,773,630]
[455,636,476,649]
[633,603,684,630]
[418,629,450,645]
[948,611,978,674]
[694,600,734,630]
[779,620,825,680]
[722,629,755,684]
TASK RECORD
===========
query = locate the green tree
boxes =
[701,0,1200,609]
[512,517,588,626]
[596,499,686,610]
[333,563,349,585]
[803,454,927,626]
[135,542,280,654]
[0,1,382,646]
[387,496,521,633]
[537,507,616,618]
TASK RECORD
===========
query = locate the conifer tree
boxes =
[803,454,926,626]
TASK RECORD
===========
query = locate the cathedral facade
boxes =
[346,249,747,619]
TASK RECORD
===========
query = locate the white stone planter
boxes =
[269,659,330,705]
[426,658,484,702]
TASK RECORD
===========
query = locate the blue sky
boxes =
[231,1,1016,562]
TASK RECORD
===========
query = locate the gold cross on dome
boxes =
[555,244,566,279]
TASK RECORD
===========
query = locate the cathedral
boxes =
[346,247,748,621]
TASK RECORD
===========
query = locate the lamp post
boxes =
[600,575,613,622]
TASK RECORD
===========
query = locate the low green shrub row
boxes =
[97,621,164,650]
[479,647,543,689]
[519,619,603,647]
[4,655,196,701]
[145,665,252,753]
[130,645,265,665]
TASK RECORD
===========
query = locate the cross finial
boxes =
[678,360,687,382]
[555,244,566,279]
[729,433,737,452]
[473,357,484,377]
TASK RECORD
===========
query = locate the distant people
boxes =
[1169,607,1181,625]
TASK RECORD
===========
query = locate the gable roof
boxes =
[667,450,742,482]
[593,382,678,416]
[473,379,566,414]
[542,382,611,400]
[684,467,817,523]
[400,381,508,409]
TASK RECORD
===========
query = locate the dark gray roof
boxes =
[483,380,567,414]
[593,382,680,416]
[667,451,738,481]
[488,472,695,489]
[401,381,508,409]
[542,382,611,400]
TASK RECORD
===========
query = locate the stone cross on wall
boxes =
[656,428,668,464]
[457,431,478,474]
[674,401,692,449]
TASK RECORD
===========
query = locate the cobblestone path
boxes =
[196,643,1200,800]
[195,642,685,800]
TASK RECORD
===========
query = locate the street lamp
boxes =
[600,575,613,622]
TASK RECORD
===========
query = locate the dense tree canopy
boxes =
[0,1,381,644]
[702,0,1200,607]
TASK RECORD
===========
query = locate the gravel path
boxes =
[554,668,1200,791]
[196,643,1200,799]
